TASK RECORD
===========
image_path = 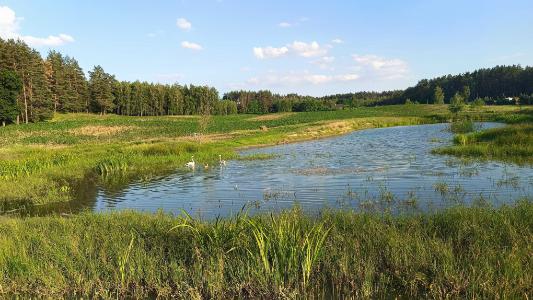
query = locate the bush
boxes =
[471,98,485,108]
[449,119,478,134]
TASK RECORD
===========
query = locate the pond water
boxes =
[33,123,533,218]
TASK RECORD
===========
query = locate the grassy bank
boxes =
[0,201,531,298]
[0,105,525,210]
[433,109,533,164]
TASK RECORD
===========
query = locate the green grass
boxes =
[0,105,527,209]
[0,105,531,298]
[0,201,531,298]
[434,109,533,164]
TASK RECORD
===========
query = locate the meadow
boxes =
[0,104,526,211]
[1,104,532,298]
[0,200,531,298]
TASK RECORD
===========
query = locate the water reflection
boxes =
[29,123,533,218]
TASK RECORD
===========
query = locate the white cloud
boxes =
[352,54,408,79]
[253,41,328,60]
[21,34,74,47]
[0,6,19,38]
[289,41,328,57]
[278,22,292,28]
[0,6,74,47]
[331,38,343,44]
[181,41,203,51]
[176,18,192,31]
[253,46,289,59]
[246,71,359,86]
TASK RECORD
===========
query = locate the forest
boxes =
[1,37,532,126]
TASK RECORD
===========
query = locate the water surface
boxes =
[34,123,533,218]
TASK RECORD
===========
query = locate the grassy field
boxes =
[0,200,531,298]
[434,108,533,164]
[0,104,526,210]
[0,105,532,298]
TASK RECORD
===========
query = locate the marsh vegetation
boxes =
[0,105,532,298]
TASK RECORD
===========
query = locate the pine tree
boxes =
[89,66,115,114]
[64,56,89,112]
[0,70,22,126]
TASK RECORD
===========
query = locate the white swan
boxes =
[185,156,195,169]
[219,155,226,166]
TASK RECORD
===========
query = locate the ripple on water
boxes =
[29,123,533,218]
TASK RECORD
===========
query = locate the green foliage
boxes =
[273,99,293,112]
[401,65,533,105]
[449,92,465,115]
[0,38,53,123]
[214,100,238,115]
[461,85,471,102]
[45,51,88,113]
[449,119,477,134]
[0,70,21,125]
[0,202,532,298]
[2,38,532,124]
[89,65,116,114]
[471,97,485,107]
[435,121,533,164]
[433,86,445,104]
[0,106,526,209]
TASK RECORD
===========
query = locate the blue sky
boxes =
[1,0,532,96]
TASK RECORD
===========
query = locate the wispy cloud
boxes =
[0,6,74,47]
[176,18,192,31]
[289,41,328,58]
[253,41,328,59]
[352,54,409,79]
[331,38,343,44]
[253,46,289,59]
[181,41,203,51]
[246,70,359,87]
[278,17,309,28]
[312,56,336,69]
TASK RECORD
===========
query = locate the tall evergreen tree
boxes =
[0,70,22,126]
[89,66,115,114]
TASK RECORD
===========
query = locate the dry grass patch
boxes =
[285,117,427,142]
[69,125,137,136]
[142,132,239,144]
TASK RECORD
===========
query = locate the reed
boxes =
[0,201,531,298]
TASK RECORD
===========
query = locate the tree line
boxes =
[1,37,532,125]
[395,65,533,105]
[0,38,237,125]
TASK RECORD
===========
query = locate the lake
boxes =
[33,123,533,218]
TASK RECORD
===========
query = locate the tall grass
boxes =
[0,201,531,298]
[434,123,533,164]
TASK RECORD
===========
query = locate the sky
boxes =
[1,0,532,96]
